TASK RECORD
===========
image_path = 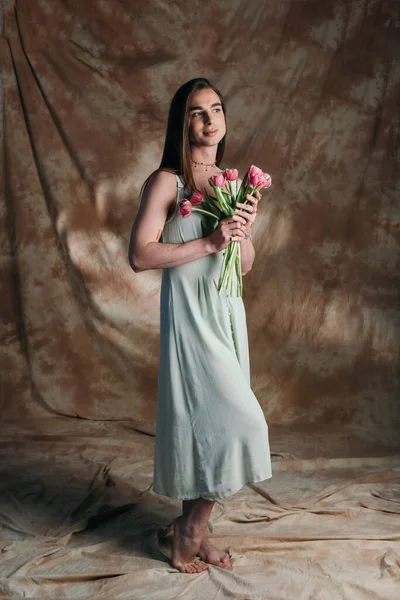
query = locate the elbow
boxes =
[241,263,254,277]
[129,253,145,273]
[130,263,141,273]
[128,241,148,272]
[129,241,157,273]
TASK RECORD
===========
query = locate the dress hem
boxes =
[152,472,273,501]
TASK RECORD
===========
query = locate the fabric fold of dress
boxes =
[153,174,272,500]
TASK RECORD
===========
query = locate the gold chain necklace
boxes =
[190,158,217,171]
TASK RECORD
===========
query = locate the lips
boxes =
[204,129,218,136]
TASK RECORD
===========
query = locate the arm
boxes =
[240,233,255,276]
[128,170,247,272]
[235,191,259,276]
[128,171,212,272]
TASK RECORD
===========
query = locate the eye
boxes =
[192,111,202,118]
[213,108,221,113]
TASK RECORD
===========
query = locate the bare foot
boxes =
[198,538,232,569]
[172,516,209,574]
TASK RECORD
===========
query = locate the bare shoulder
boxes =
[145,170,177,198]
[138,170,178,220]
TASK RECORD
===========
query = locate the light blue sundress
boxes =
[153,174,272,500]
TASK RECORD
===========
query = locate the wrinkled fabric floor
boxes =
[1,420,399,599]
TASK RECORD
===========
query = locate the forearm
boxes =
[130,237,215,272]
[240,234,255,275]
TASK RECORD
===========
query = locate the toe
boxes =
[173,560,188,574]
[223,556,232,568]
[184,564,195,574]
[194,559,208,573]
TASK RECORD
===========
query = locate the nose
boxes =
[203,111,213,125]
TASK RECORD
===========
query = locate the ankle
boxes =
[183,514,208,538]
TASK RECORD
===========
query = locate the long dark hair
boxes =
[141,78,226,195]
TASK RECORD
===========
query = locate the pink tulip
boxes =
[260,173,272,189]
[248,165,262,176]
[252,172,267,188]
[247,165,262,187]
[178,199,192,218]
[210,174,226,187]
[224,168,238,181]
[190,190,205,206]
[248,173,258,187]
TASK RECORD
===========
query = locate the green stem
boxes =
[219,245,232,290]
[192,207,220,219]
[219,241,239,294]
[235,244,243,296]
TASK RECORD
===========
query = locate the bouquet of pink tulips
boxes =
[178,165,272,296]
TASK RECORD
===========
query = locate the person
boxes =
[128,78,272,574]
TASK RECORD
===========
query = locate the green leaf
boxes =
[204,188,213,203]
[215,187,229,214]
[221,191,235,214]
[236,173,248,205]
[203,188,222,217]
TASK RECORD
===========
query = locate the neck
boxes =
[190,146,218,166]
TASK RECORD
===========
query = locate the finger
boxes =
[231,221,246,231]
[243,197,258,213]
[235,202,254,212]
[222,215,244,224]
[230,225,245,239]
[245,194,258,204]
[235,209,254,224]
[226,214,247,226]
[243,196,259,214]
[227,228,243,241]
[232,227,245,237]
[233,214,248,223]
[236,204,255,214]
[234,209,249,219]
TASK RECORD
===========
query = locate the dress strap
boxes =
[164,174,185,226]
[175,174,185,189]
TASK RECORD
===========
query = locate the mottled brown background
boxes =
[1,1,399,598]
[1,0,399,429]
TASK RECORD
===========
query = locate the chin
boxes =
[203,135,225,146]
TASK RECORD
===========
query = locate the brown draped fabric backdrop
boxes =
[1,1,399,599]
[1,0,399,429]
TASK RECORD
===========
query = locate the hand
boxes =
[235,191,260,232]
[207,214,247,252]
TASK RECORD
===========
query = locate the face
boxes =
[187,88,226,148]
